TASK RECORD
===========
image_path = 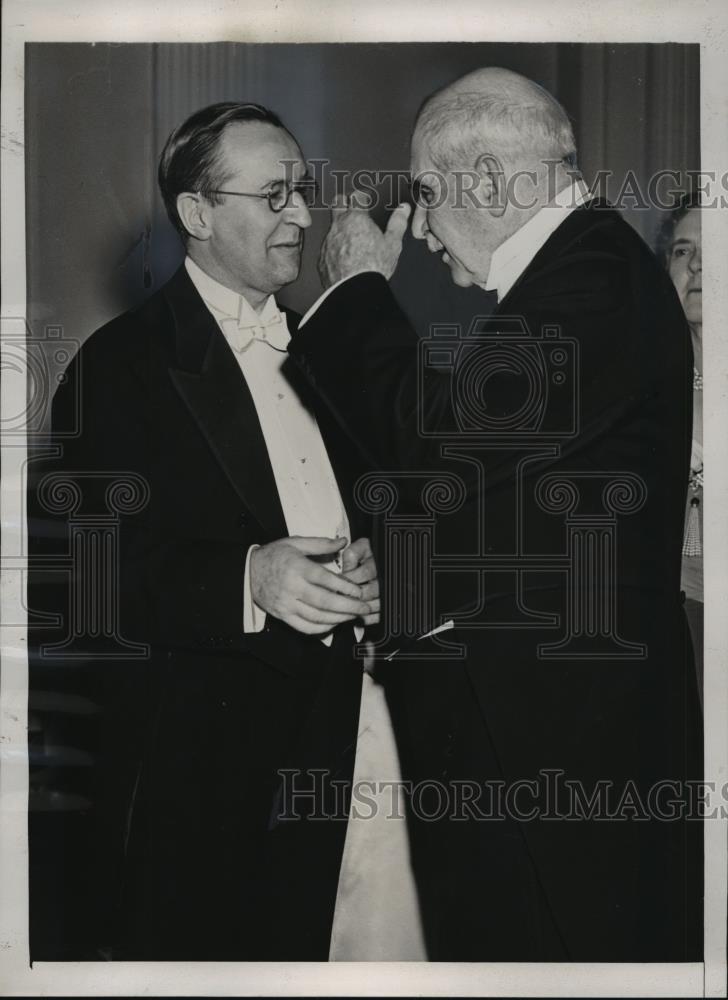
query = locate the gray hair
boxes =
[415,81,577,175]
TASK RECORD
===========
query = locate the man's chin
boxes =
[446,261,474,288]
[271,259,302,288]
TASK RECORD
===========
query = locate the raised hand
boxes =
[250,535,373,636]
[341,537,380,626]
[318,199,411,288]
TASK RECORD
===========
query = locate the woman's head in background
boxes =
[658,191,702,332]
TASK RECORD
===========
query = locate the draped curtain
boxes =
[26,42,699,351]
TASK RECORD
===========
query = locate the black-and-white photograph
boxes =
[1,2,727,997]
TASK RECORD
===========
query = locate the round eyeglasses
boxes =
[204,179,318,213]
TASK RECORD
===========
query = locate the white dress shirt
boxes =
[185,257,357,643]
[484,178,591,300]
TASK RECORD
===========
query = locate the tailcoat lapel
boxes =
[163,266,287,540]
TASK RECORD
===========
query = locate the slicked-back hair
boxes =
[158,102,287,242]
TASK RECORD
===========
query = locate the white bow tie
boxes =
[220,310,290,353]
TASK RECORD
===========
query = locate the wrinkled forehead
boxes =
[218,121,307,185]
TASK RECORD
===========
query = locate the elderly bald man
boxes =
[290,68,702,961]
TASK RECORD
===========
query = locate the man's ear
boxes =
[176,192,212,242]
[474,153,507,218]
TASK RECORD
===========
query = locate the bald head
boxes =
[414,67,576,175]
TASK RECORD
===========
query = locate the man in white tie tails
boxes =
[290,68,702,961]
[29,102,424,961]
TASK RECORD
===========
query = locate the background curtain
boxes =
[25,41,700,391]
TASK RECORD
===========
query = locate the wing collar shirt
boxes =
[484,179,592,301]
[185,256,362,644]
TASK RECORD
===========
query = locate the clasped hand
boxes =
[250,535,380,636]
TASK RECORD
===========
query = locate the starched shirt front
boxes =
[185,257,359,643]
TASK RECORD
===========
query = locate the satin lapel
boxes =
[164,267,286,539]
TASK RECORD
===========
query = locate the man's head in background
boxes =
[410,67,579,288]
[159,102,314,310]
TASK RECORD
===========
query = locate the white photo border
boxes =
[1,1,726,996]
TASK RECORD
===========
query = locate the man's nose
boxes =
[284,192,312,228]
[411,203,428,240]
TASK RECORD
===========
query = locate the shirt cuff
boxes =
[321,624,364,648]
[298,271,378,328]
[243,544,267,633]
